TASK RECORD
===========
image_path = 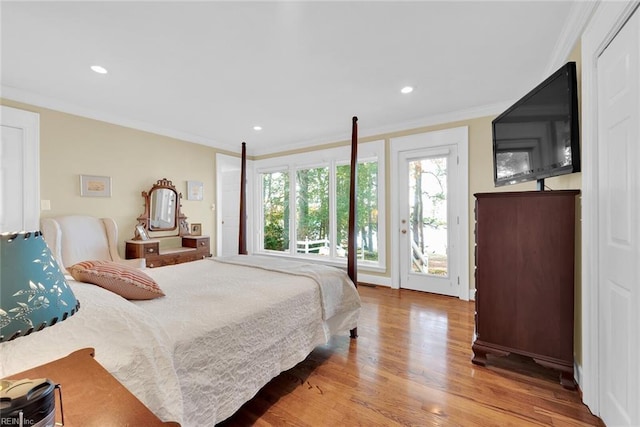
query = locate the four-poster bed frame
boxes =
[238,117,360,338]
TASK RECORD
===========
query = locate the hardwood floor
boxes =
[218,286,604,426]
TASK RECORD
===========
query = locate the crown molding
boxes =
[250,101,511,157]
[543,1,599,77]
[0,85,238,152]
[3,84,509,157]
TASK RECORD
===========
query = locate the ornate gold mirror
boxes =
[136,178,189,238]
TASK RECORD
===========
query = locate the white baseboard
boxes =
[358,273,391,287]
[574,361,582,389]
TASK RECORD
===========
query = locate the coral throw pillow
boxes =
[68,260,165,300]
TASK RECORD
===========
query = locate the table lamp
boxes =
[0,230,80,342]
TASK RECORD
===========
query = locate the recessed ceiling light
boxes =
[401,86,414,94]
[253,126,262,131]
[91,65,108,74]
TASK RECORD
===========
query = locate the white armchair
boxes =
[41,215,146,272]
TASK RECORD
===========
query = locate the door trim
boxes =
[390,126,469,300]
[0,105,40,232]
[581,0,640,414]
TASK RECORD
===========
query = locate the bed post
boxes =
[348,116,358,339]
[238,142,248,255]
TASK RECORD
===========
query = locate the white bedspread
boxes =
[0,281,184,424]
[136,257,360,425]
[214,255,362,320]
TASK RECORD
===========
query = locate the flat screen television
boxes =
[492,61,580,189]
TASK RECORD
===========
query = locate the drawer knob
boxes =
[148,248,155,253]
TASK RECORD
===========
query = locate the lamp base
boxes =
[0,378,57,427]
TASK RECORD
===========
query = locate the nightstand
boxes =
[3,348,179,426]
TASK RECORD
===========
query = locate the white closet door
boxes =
[0,106,40,232]
[216,153,241,256]
[597,8,639,426]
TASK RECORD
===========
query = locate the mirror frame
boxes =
[136,178,189,238]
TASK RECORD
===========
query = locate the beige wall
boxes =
[1,99,221,257]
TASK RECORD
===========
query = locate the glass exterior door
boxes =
[408,156,448,277]
[399,148,457,296]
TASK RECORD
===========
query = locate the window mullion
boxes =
[289,167,296,255]
[329,160,337,259]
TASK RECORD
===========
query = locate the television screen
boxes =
[492,62,580,187]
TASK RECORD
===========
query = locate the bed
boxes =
[0,255,360,425]
[0,118,362,425]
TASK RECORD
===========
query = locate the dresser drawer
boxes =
[126,236,210,268]
[126,240,160,259]
[141,242,160,255]
[182,236,209,249]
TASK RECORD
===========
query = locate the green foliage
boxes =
[336,161,378,260]
[264,220,286,251]
[409,157,448,264]
[262,171,289,251]
[261,160,379,261]
[296,167,329,241]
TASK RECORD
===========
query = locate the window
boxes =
[296,167,329,255]
[255,141,385,269]
[336,161,378,261]
[262,170,289,252]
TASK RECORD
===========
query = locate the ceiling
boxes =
[1,1,586,156]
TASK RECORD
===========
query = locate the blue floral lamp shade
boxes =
[0,231,80,342]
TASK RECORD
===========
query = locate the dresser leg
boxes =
[560,371,577,390]
[532,357,576,390]
[471,345,488,366]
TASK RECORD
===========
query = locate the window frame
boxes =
[253,140,386,271]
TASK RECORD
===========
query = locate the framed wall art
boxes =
[135,224,149,241]
[187,180,203,201]
[190,223,202,236]
[80,175,111,197]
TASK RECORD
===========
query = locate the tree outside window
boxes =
[262,171,289,252]
[337,161,378,261]
[296,167,329,255]
[259,159,379,263]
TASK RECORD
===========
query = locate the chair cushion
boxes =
[68,260,165,300]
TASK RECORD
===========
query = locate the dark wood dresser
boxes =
[471,190,579,388]
[126,236,210,268]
